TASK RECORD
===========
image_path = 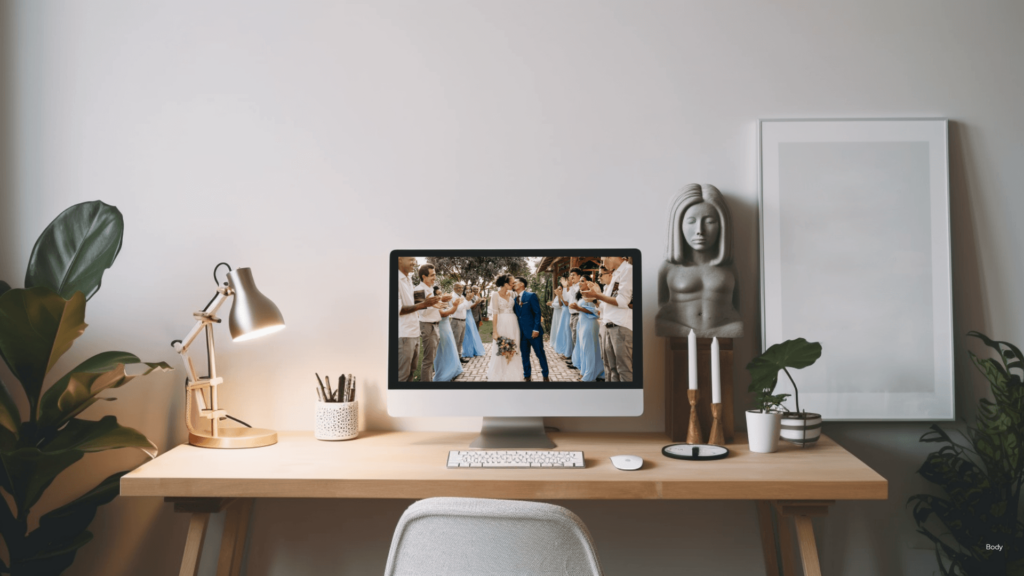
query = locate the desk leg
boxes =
[755,501,780,576]
[773,500,833,576]
[793,516,821,576]
[167,498,236,576]
[180,512,210,576]
[217,498,254,576]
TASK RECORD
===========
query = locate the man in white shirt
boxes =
[397,257,439,381]
[415,263,446,382]
[583,256,633,381]
[561,267,583,364]
[597,266,614,380]
[450,282,472,362]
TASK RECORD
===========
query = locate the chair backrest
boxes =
[384,497,604,576]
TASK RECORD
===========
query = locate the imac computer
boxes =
[389,249,642,448]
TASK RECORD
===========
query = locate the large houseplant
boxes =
[908,332,1024,575]
[0,201,170,575]
[746,338,823,451]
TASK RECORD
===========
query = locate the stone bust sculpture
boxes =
[656,183,743,338]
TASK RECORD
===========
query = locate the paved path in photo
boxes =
[456,340,581,382]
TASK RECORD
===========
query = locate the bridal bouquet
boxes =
[496,336,517,365]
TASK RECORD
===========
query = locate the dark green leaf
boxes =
[13,531,92,574]
[0,448,83,515]
[41,416,156,458]
[0,281,9,298]
[24,201,123,302]
[37,356,171,429]
[746,338,820,411]
[746,338,822,393]
[16,471,125,572]
[0,288,87,413]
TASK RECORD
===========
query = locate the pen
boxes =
[338,374,346,403]
[316,387,325,402]
[351,380,357,402]
[325,375,332,402]
[315,373,328,402]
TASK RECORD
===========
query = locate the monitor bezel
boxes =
[389,249,642,390]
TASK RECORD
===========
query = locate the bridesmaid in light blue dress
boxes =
[432,290,465,382]
[462,295,487,357]
[549,292,562,348]
[573,297,605,381]
[554,285,574,358]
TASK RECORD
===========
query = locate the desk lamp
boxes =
[172,263,285,448]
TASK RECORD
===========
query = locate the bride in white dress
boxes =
[486,274,525,381]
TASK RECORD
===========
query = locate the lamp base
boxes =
[189,427,278,449]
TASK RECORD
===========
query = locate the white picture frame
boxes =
[758,118,953,421]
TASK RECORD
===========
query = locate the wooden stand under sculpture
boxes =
[666,337,734,443]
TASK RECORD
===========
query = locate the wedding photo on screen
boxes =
[393,253,637,385]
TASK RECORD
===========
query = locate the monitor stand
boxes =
[469,417,556,449]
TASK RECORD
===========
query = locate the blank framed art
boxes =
[759,118,953,421]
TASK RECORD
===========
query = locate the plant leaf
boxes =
[746,338,821,409]
[0,447,83,515]
[37,357,171,430]
[41,416,157,458]
[15,471,125,573]
[0,288,87,414]
[0,281,9,298]
[24,201,124,302]
[0,378,20,438]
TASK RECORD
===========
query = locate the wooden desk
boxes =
[121,431,887,576]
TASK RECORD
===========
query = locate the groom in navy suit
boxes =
[513,276,550,382]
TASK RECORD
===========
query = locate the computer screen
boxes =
[389,250,642,429]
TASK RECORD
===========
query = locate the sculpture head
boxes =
[666,184,733,266]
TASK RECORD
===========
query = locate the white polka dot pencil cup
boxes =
[315,401,359,441]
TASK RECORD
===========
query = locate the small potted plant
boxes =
[745,378,787,453]
[746,338,823,449]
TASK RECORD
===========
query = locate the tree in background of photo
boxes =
[528,270,554,339]
[428,257,529,320]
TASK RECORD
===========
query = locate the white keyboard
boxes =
[447,450,585,468]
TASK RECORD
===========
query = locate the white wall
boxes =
[1,1,1021,574]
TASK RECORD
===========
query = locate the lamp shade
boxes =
[226,267,285,342]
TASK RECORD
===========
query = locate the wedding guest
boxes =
[570,273,591,370]
[583,256,633,381]
[569,282,605,382]
[432,286,465,382]
[470,286,484,329]
[554,281,574,358]
[563,267,583,364]
[462,294,487,357]
[397,257,439,381]
[416,263,447,382]
[450,282,472,362]
[548,286,563,346]
[598,266,614,381]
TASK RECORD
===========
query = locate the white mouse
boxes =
[609,455,643,471]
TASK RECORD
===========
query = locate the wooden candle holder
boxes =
[665,337,734,443]
[709,403,725,446]
[686,389,703,444]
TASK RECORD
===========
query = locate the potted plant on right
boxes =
[746,338,823,451]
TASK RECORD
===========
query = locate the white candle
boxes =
[688,329,697,390]
[711,337,721,404]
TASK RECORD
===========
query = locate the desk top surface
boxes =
[121,431,887,501]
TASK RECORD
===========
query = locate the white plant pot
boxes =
[780,412,822,446]
[746,410,782,453]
